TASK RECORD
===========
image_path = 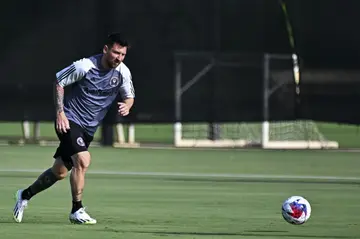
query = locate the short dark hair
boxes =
[106,32,131,48]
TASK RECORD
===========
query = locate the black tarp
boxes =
[0,0,359,124]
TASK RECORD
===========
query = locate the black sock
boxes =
[71,200,83,213]
[21,168,59,200]
[21,187,34,200]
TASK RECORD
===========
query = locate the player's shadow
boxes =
[0,217,69,225]
[166,177,360,186]
[82,174,360,186]
[147,231,357,238]
[243,230,357,239]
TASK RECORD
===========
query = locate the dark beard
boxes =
[109,60,120,68]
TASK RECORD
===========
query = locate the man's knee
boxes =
[71,151,91,170]
[52,157,69,180]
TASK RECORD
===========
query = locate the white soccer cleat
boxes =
[13,189,28,223]
[69,207,97,225]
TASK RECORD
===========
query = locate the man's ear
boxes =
[103,45,109,54]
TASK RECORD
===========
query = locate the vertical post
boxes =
[262,53,270,146]
[209,0,221,141]
[116,123,125,144]
[22,121,30,140]
[101,123,113,146]
[33,121,40,141]
[101,99,117,146]
[128,124,135,144]
[174,57,182,146]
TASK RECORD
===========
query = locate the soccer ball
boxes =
[281,196,311,225]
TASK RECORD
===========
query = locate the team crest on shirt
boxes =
[76,137,85,147]
[110,77,120,87]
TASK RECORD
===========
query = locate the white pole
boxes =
[116,123,125,144]
[174,57,182,147]
[22,121,30,140]
[262,121,269,146]
[128,124,135,144]
[262,54,270,147]
[174,122,182,146]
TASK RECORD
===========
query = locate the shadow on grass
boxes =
[100,228,358,238]
[1,172,360,185]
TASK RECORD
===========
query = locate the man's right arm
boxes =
[54,58,93,132]
[53,82,69,133]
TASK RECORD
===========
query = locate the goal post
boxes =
[173,52,252,148]
[113,123,139,148]
[261,53,338,149]
[173,51,339,149]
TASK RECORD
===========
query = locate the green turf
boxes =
[317,123,360,148]
[0,145,360,238]
[0,121,360,147]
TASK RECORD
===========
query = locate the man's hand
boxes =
[118,102,130,116]
[56,112,70,133]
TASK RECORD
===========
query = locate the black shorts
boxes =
[53,120,93,169]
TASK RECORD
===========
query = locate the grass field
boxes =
[1,122,360,148]
[1,145,360,238]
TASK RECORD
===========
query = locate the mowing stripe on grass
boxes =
[0,169,359,181]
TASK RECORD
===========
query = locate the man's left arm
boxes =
[118,98,134,116]
[118,68,135,116]
[123,98,134,109]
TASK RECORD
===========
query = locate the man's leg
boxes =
[13,157,69,223]
[70,151,91,213]
[22,158,69,200]
[68,151,96,224]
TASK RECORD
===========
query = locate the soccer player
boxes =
[13,33,135,224]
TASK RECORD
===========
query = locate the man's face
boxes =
[103,43,127,68]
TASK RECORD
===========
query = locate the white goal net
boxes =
[173,52,339,149]
[175,121,338,148]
